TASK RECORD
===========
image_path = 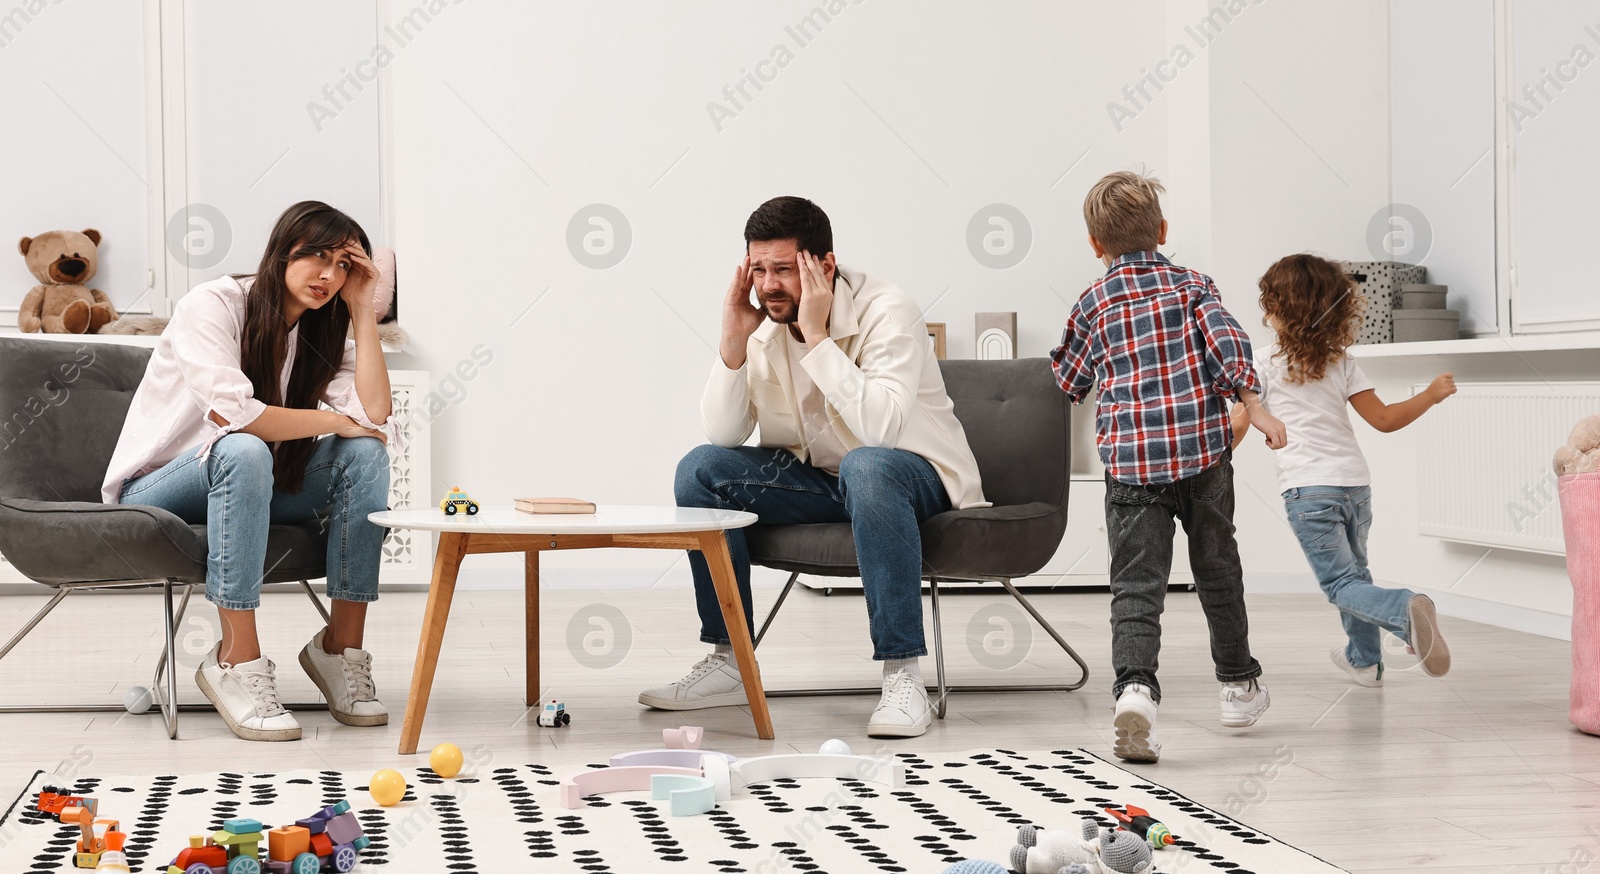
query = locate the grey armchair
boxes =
[0,336,333,737]
[748,357,1089,718]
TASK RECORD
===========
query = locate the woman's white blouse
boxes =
[100,275,398,504]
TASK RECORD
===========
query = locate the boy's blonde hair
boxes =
[1083,171,1165,258]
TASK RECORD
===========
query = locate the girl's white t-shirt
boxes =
[1255,346,1375,491]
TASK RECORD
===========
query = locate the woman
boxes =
[103,201,396,742]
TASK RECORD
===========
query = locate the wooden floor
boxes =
[0,584,1594,873]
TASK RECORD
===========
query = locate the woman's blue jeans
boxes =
[121,433,390,610]
[1283,485,1415,669]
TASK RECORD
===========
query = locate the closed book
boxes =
[514,497,597,514]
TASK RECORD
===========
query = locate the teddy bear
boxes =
[1554,414,1600,477]
[17,228,118,334]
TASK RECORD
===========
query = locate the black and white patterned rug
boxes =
[0,749,1343,873]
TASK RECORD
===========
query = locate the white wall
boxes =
[385,0,1582,636]
[1203,0,1578,637]
[389,0,1173,578]
[1202,0,1396,583]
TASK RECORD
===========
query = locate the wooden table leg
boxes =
[698,530,774,739]
[525,549,540,708]
[399,531,469,755]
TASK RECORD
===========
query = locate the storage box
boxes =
[1400,283,1448,310]
[1392,308,1460,342]
[1339,261,1426,344]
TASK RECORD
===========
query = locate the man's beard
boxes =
[761,296,798,324]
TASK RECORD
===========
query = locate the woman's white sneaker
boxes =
[299,629,389,726]
[195,645,301,742]
[867,669,933,738]
[638,652,748,710]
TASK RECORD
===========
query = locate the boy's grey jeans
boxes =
[1104,454,1263,703]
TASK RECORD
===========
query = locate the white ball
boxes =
[123,685,153,714]
[819,738,852,756]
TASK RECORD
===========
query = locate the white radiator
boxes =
[1417,381,1600,556]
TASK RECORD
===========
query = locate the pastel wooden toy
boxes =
[662,726,703,749]
[730,754,902,793]
[650,774,716,816]
[608,749,738,769]
[701,753,732,802]
[559,765,702,809]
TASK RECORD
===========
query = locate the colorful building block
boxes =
[309,832,333,858]
[222,818,264,835]
[268,826,311,862]
[294,816,326,835]
[323,812,362,846]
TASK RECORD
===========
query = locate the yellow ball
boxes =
[429,743,464,779]
[369,769,407,807]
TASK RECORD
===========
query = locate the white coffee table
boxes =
[369,505,764,754]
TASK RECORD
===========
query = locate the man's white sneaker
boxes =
[299,629,388,726]
[638,652,748,711]
[1113,683,1161,763]
[867,669,933,738]
[1220,679,1270,727]
[1329,645,1383,687]
[195,645,300,742]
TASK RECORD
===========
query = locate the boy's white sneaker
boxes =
[1113,683,1161,763]
[1329,645,1383,687]
[1220,679,1270,727]
[638,652,748,710]
[299,629,388,726]
[195,645,300,742]
[867,669,933,738]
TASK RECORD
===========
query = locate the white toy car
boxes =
[536,700,571,727]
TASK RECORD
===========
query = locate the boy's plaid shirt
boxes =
[1051,250,1261,485]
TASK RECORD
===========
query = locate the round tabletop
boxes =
[368,505,758,535]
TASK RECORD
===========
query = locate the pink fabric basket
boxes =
[1561,472,1600,735]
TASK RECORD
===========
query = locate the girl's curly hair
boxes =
[1257,254,1364,384]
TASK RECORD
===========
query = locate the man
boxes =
[639,196,987,738]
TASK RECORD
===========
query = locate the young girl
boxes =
[102,201,396,741]
[1236,253,1456,685]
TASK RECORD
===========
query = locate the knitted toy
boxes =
[1096,826,1156,874]
[1011,821,1100,872]
[1554,414,1600,476]
[940,861,1007,874]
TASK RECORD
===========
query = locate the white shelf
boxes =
[1350,331,1600,359]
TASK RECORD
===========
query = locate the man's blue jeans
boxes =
[674,444,951,660]
[121,433,391,610]
[1283,485,1415,669]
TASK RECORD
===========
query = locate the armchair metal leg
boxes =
[161,578,182,739]
[929,576,948,719]
[1000,579,1089,692]
[0,587,71,663]
[753,572,801,649]
[758,575,1090,710]
[298,579,332,623]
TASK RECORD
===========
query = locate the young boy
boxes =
[1051,171,1287,763]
